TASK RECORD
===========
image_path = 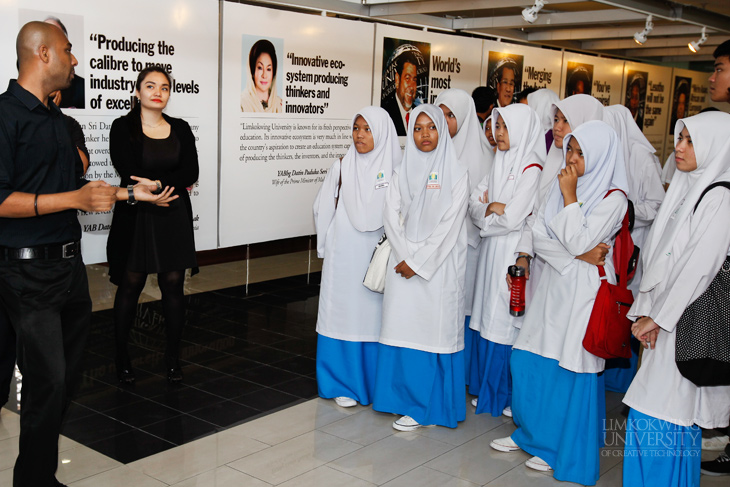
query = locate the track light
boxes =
[522,0,546,24]
[688,27,708,53]
[633,15,653,45]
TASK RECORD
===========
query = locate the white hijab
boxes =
[399,104,468,243]
[543,120,629,240]
[240,59,282,113]
[527,88,560,133]
[341,106,402,232]
[603,104,657,202]
[640,111,730,292]
[539,94,605,203]
[489,104,546,204]
[434,89,492,192]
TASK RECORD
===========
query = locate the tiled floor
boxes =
[1,252,728,486]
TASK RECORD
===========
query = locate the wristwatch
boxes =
[127,185,138,205]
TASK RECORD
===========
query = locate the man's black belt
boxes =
[0,241,80,260]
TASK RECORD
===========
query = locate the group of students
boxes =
[312,79,730,485]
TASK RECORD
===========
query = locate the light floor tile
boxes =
[56,444,121,485]
[0,410,20,441]
[227,430,361,485]
[0,467,12,487]
[213,427,271,465]
[484,464,582,486]
[170,466,272,487]
[128,435,221,485]
[318,408,396,446]
[595,463,623,487]
[59,435,82,452]
[381,466,480,487]
[277,465,376,487]
[0,437,18,472]
[414,404,510,447]
[328,431,454,485]
[68,465,167,487]
[424,422,529,485]
[228,398,354,446]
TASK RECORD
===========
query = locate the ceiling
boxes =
[241,0,730,67]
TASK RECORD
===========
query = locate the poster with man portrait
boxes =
[565,62,594,98]
[381,38,430,136]
[624,70,649,131]
[486,52,523,108]
[669,76,692,135]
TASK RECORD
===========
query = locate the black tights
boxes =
[114,270,186,366]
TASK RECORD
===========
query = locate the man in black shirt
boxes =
[0,22,175,487]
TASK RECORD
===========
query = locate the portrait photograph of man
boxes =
[381,39,430,136]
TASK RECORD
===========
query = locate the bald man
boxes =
[0,22,172,487]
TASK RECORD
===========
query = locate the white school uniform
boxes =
[468,104,544,345]
[625,112,730,429]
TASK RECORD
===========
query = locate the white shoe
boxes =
[334,396,357,408]
[502,406,513,417]
[702,435,730,451]
[490,435,521,452]
[525,456,552,472]
[471,397,478,407]
[392,415,422,431]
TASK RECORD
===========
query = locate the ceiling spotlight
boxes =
[522,0,546,24]
[633,15,653,45]
[688,26,708,53]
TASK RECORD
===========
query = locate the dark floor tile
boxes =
[189,400,259,428]
[200,354,261,375]
[194,375,264,399]
[169,363,227,386]
[269,338,317,355]
[274,376,319,399]
[86,429,176,464]
[141,414,219,445]
[150,385,227,414]
[235,346,297,366]
[63,402,96,423]
[73,382,146,412]
[232,387,300,412]
[61,411,133,444]
[235,365,300,386]
[105,398,180,428]
[271,355,316,376]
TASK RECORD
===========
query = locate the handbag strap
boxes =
[334,156,343,208]
[694,181,730,213]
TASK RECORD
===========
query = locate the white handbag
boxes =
[363,233,391,293]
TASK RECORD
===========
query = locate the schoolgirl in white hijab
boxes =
[467,104,545,417]
[492,121,628,485]
[514,94,605,302]
[601,104,665,393]
[435,89,495,385]
[526,88,560,154]
[623,112,730,487]
[313,106,401,408]
[373,104,469,432]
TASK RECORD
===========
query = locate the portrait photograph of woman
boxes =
[241,37,283,113]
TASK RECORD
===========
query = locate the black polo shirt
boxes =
[0,80,86,248]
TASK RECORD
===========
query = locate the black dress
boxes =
[106,113,199,284]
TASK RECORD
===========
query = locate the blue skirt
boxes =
[316,334,378,406]
[511,349,603,486]
[623,408,701,487]
[603,338,640,393]
[468,336,512,416]
[463,319,476,386]
[372,344,466,428]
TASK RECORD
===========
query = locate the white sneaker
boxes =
[471,397,478,407]
[502,406,513,417]
[334,396,357,408]
[392,415,422,431]
[525,456,552,472]
[702,435,730,451]
[490,435,521,452]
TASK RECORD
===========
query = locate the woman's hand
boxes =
[131,176,161,193]
[558,165,579,206]
[486,202,506,217]
[394,260,416,279]
[506,255,531,290]
[576,243,610,266]
[134,185,178,207]
[478,189,488,204]
[632,317,660,350]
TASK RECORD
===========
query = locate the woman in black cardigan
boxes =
[107,66,199,383]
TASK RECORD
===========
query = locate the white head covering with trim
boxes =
[527,88,560,133]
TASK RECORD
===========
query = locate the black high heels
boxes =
[165,356,183,384]
[115,356,135,384]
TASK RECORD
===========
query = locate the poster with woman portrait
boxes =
[565,62,593,97]
[241,36,283,113]
[624,69,648,131]
[669,76,691,135]
[486,52,523,108]
[380,38,430,136]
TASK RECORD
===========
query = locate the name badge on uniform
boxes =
[427,171,440,189]
[375,170,389,190]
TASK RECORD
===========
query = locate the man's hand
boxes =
[76,181,117,212]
